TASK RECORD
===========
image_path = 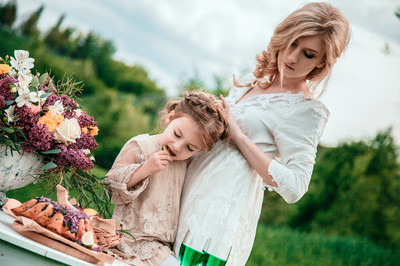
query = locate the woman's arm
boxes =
[220,96,277,187]
[220,95,329,203]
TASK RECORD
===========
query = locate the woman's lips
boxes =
[284,63,294,71]
[166,146,176,157]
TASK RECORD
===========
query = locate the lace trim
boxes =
[227,87,306,116]
[114,237,164,260]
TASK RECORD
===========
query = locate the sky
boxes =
[5,0,400,146]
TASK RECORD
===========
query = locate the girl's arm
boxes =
[126,150,172,189]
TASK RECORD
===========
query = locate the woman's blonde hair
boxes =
[237,2,350,97]
[159,91,228,151]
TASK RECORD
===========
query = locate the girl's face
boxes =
[278,36,325,81]
[161,114,204,161]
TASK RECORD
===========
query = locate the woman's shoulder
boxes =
[293,98,330,121]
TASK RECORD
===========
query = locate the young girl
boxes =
[104,91,228,266]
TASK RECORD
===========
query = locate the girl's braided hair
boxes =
[160,91,229,151]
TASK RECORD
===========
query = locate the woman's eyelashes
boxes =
[187,145,194,152]
[174,131,181,138]
[304,51,315,59]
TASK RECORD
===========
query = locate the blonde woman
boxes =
[174,2,351,265]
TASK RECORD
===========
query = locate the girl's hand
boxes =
[143,150,172,176]
[220,95,245,143]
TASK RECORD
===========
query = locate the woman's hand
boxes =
[220,95,245,143]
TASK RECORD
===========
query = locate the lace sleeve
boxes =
[268,101,330,203]
[104,137,149,205]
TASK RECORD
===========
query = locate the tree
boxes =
[0,0,16,28]
[19,5,43,38]
[288,129,400,247]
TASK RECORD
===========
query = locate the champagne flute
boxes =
[202,239,232,266]
[179,229,210,266]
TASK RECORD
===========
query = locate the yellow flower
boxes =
[81,127,89,134]
[38,112,65,133]
[0,64,12,74]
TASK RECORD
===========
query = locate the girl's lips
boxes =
[284,63,294,70]
[166,146,176,157]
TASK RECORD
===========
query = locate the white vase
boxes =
[0,145,44,206]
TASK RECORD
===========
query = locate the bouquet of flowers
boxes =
[0,50,110,216]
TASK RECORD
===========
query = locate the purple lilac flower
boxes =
[59,95,78,109]
[42,93,60,108]
[14,105,38,131]
[22,123,54,153]
[0,74,17,100]
[63,109,77,120]
[70,133,98,150]
[0,95,4,110]
[56,147,94,170]
[77,112,98,128]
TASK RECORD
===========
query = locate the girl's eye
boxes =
[304,51,315,59]
[174,131,181,138]
[187,145,194,152]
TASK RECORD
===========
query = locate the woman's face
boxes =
[278,36,325,81]
[161,114,204,161]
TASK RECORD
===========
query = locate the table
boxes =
[0,210,94,265]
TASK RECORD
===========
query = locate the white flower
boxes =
[48,100,64,115]
[5,105,17,123]
[82,149,95,161]
[10,50,34,75]
[15,88,39,108]
[75,109,83,117]
[54,118,81,145]
[17,74,32,89]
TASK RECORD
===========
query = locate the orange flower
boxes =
[38,112,65,132]
[81,127,89,134]
[30,104,41,114]
[88,126,99,136]
[0,64,12,74]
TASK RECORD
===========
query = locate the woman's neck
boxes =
[268,75,310,96]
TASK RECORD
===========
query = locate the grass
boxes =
[247,224,400,266]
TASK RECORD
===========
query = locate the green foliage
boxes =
[6,167,113,218]
[81,90,152,169]
[288,129,400,247]
[0,0,16,28]
[247,225,400,266]
[19,5,43,39]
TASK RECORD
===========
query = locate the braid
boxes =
[163,91,229,151]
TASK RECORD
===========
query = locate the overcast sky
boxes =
[6,0,400,146]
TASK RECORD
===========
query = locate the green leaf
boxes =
[118,229,136,241]
[40,93,52,99]
[31,76,39,87]
[0,127,14,133]
[41,162,58,170]
[39,73,49,84]
[40,149,62,154]
[5,100,14,106]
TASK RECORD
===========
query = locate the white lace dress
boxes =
[173,86,330,266]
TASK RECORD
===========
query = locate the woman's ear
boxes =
[316,62,325,68]
[166,110,175,125]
